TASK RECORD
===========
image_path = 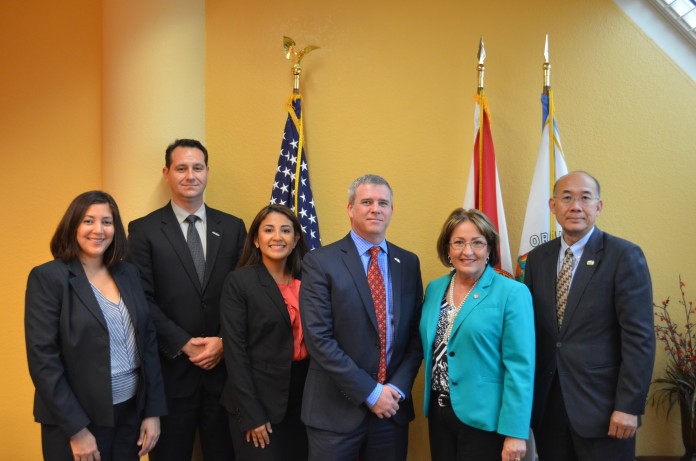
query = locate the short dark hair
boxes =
[50,191,127,267]
[348,174,393,204]
[236,205,308,278]
[165,139,208,168]
[435,208,500,268]
[553,170,601,198]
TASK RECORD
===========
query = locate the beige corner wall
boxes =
[102,0,206,221]
[0,1,102,458]
[206,0,696,457]
[1,0,206,458]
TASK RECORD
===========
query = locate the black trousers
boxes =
[427,392,504,461]
[534,375,635,461]
[229,359,309,461]
[149,385,234,461]
[41,397,140,461]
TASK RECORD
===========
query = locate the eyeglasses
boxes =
[449,240,488,251]
[555,194,598,205]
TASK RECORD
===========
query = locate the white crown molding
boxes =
[613,0,696,82]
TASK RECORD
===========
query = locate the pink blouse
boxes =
[277,279,308,361]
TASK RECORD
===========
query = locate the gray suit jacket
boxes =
[524,227,655,437]
[300,234,423,433]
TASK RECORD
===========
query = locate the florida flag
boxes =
[515,90,568,281]
[464,94,513,278]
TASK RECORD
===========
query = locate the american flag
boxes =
[270,95,322,250]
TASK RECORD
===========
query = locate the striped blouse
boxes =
[90,284,141,404]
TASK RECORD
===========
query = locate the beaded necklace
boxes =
[443,271,480,344]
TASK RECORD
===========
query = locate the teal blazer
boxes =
[419,265,535,439]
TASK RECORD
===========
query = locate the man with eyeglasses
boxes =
[523,171,654,461]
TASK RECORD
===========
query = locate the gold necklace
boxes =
[444,272,479,344]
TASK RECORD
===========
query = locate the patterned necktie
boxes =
[185,215,205,284]
[368,246,387,383]
[556,248,574,329]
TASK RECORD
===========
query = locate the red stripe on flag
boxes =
[472,106,500,232]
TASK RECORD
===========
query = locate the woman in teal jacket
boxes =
[420,208,535,461]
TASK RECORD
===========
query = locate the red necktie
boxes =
[368,246,387,383]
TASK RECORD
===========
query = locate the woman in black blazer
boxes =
[25,191,167,461]
[220,204,309,461]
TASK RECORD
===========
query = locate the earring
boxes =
[448,255,454,270]
[486,256,490,264]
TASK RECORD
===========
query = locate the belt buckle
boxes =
[437,394,450,407]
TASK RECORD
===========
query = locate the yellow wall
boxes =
[102,0,207,221]
[3,0,695,458]
[206,0,695,457]
[0,1,102,458]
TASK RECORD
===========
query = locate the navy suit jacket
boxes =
[219,264,302,432]
[25,259,167,437]
[524,227,655,438]
[127,203,246,398]
[299,234,423,433]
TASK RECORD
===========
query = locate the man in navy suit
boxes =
[524,171,654,461]
[300,174,423,461]
[127,139,246,461]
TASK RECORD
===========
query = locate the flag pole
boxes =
[283,37,319,214]
[476,37,486,210]
[543,34,557,239]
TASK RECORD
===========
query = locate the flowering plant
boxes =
[651,276,696,421]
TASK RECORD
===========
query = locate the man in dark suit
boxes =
[300,174,423,461]
[127,139,246,461]
[524,171,655,460]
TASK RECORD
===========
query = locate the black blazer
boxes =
[127,203,246,398]
[524,228,655,438]
[220,264,301,432]
[299,234,423,433]
[25,259,167,438]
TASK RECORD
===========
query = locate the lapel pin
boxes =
[473,293,480,299]
[212,231,221,237]
[586,260,595,266]
[394,257,401,263]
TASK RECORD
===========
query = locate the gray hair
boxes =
[347,174,393,204]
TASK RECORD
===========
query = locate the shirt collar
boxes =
[170,201,206,224]
[350,230,388,256]
[560,226,595,255]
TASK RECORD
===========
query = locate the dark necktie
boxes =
[185,215,205,284]
[368,246,387,383]
[556,248,573,329]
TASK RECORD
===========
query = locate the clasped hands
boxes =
[370,384,402,419]
[182,336,223,370]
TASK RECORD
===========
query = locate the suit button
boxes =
[448,352,455,357]
[452,381,458,386]
[556,342,562,348]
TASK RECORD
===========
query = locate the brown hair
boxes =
[50,191,127,267]
[435,208,500,268]
[236,205,308,278]
[165,138,208,168]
